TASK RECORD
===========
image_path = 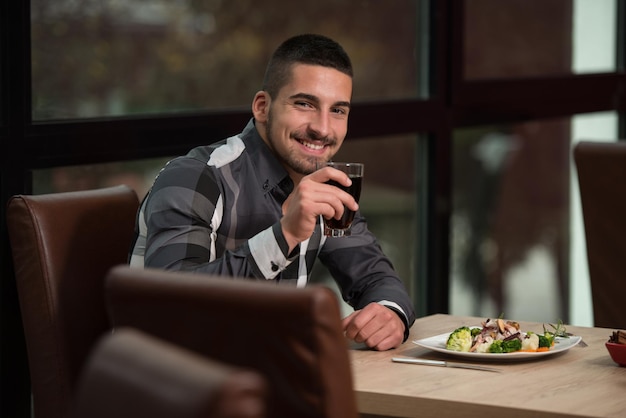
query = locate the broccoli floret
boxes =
[446,326,473,352]
[501,339,522,353]
[470,327,481,337]
[538,332,554,348]
[488,338,522,353]
[488,340,503,353]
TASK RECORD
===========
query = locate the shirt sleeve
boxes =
[318,212,416,338]
[141,156,295,279]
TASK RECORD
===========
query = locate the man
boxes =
[130,34,415,350]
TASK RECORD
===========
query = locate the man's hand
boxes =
[280,167,358,252]
[342,302,405,351]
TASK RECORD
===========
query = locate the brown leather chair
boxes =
[105,265,358,418]
[574,141,626,329]
[6,185,139,418]
[69,327,267,418]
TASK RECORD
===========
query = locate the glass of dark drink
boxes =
[318,162,364,237]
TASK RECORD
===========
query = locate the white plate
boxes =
[413,330,582,361]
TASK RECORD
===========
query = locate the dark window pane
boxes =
[452,120,571,321]
[464,0,617,80]
[450,112,617,324]
[31,0,424,120]
[32,157,171,200]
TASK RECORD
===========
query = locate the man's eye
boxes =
[332,107,348,115]
[295,101,312,108]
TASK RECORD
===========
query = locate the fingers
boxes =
[342,303,405,351]
[279,166,359,247]
[308,167,359,213]
[311,166,352,186]
[292,178,349,221]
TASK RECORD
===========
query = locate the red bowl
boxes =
[606,342,626,366]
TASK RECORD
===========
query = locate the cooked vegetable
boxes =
[521,333,540,351]
[538,332,554,348]
[488,339,522,353]
[446,326,473,352]
[445,317,568,354]
[502,339,522,353]
[488,340,504,353]
[474,339,494,353]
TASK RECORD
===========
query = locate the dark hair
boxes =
[262,34,353,98]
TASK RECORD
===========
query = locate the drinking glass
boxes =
[318,162,364,237]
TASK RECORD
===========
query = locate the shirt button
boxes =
[271,262,279,272]
[263,180,270,190]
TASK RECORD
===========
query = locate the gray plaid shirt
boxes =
[130,119,415,333]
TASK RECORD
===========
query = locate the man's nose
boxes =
[308,111,331,139]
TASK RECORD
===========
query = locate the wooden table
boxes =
[350,314,626,418]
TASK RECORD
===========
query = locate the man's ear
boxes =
[252,91,270,123]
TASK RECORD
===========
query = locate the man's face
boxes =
[254,64,352,180]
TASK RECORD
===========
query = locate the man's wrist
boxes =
[278,219,300,254]
[273,222,299,258]
[382,305,410,342]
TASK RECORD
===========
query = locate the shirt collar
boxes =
[240,119,294,201]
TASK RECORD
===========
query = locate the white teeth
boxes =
[300,140,324,150]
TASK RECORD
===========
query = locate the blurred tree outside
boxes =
[31,0,421,119]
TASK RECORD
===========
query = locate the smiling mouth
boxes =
[297,138,325,151]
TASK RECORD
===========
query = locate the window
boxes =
[32,157,171,199]
[464,0,617,80]
[31,0,425,120]
[450,112,618,323]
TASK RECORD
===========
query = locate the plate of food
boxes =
[413,318,582,361]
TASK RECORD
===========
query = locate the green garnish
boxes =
[538,320,568,348]
[543,320,568,339]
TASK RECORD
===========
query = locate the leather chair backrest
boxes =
[6,185,139,418]
[574,141,626,328]
[69,328,267,418]
[105,265,358,418]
